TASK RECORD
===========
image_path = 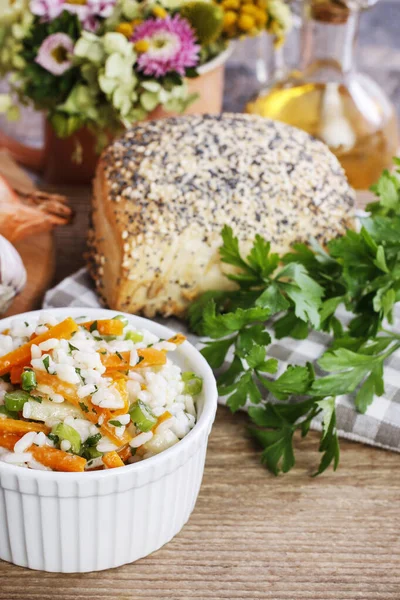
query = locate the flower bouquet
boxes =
[0,0,292,181]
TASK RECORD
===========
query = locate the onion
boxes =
[0,235,27,314]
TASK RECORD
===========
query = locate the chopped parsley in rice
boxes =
[0,313,202,472]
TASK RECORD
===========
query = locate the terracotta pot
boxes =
[0,47,232,185]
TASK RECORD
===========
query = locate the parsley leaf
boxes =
[219,371,261,412]
[189,159,400,477]
[42,356,50,373]
[201,337,235,369]
[314,397,340,476]
[259,365,314,401]
[202,301,271,339]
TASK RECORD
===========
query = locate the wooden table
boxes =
[2,2,400,594]
[0,186,398,599]
[0,408,399,599]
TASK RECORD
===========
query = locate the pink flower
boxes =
[64,0,116,31]
[30,0,64,20]
[30,0,116,30]
[132,16,200,78]
[35,33,74,76]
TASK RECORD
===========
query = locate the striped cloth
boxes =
[44,268,400,453]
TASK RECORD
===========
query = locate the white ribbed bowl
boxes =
[0,308,217,573]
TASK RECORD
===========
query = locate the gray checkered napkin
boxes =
[44,268,400,453]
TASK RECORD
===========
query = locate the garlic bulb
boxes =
[0,235,27,314]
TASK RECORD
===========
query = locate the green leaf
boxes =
[311,367,367,397]
[187,290,229,334]
[318,348,377,371]
[249,398,316,428]
[314,397,340,475]
[373,246,389,273]
[42,356,50,373]
[256,359,279,374]
[200,336,234,369]
[219,225,252,272]
[320,296,344,323]
[373,287,396,323]
[217,354,243,387]
[237,325,271,351]
[256,283,290,314]
[249,426,295,475]
[244,344,266,369]
[276,263,324,328]
[355,364,384,413]
[247,235,280,278]
[274,311,309,340]
[202,301,270,339]
[369,169,400,214]
[259,365,313,401]
[221,371,261,412]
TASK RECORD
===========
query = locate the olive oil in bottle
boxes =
[246,1,398,189]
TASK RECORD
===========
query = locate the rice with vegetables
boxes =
[0,313,201,472]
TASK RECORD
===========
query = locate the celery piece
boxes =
[182,372,203,395]
[21,369,37,392]
[129,400,157,432]
[4,390,31,412]
[52,423,81,454]
[125,330,143,343]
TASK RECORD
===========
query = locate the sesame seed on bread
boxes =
[88,113,355,317]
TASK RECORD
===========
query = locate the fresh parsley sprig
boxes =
[189,225,325,339]
[190,158,400,476]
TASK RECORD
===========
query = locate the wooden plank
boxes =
[0,407,399,599]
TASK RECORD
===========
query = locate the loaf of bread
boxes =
[88,114,355,317]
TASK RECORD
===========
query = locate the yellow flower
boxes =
[240,4,258,15]
[134,40,150,53]
[218,0,291,42]
[254,8,267,24]
[237,13,255,31]
[222,0,240,9]
[152,5,168,18]
[222,10,237,31]
[116,22,134,38]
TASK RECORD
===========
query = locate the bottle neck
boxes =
[300,6,360,75]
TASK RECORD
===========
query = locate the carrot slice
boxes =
[0,433,22,451]
[103,451,125,469]
[34,371,132,447]
[32,445,87,472]
[0,418,50,435]
[152,411,173,432]
[81,319,124,336]
[109,376,130,417]
[117,443,131,462]
[0,433,87,472]
[167,333,186,346]
[102,347,167,372]
[0,318,78,376]
[10,365,24,385]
